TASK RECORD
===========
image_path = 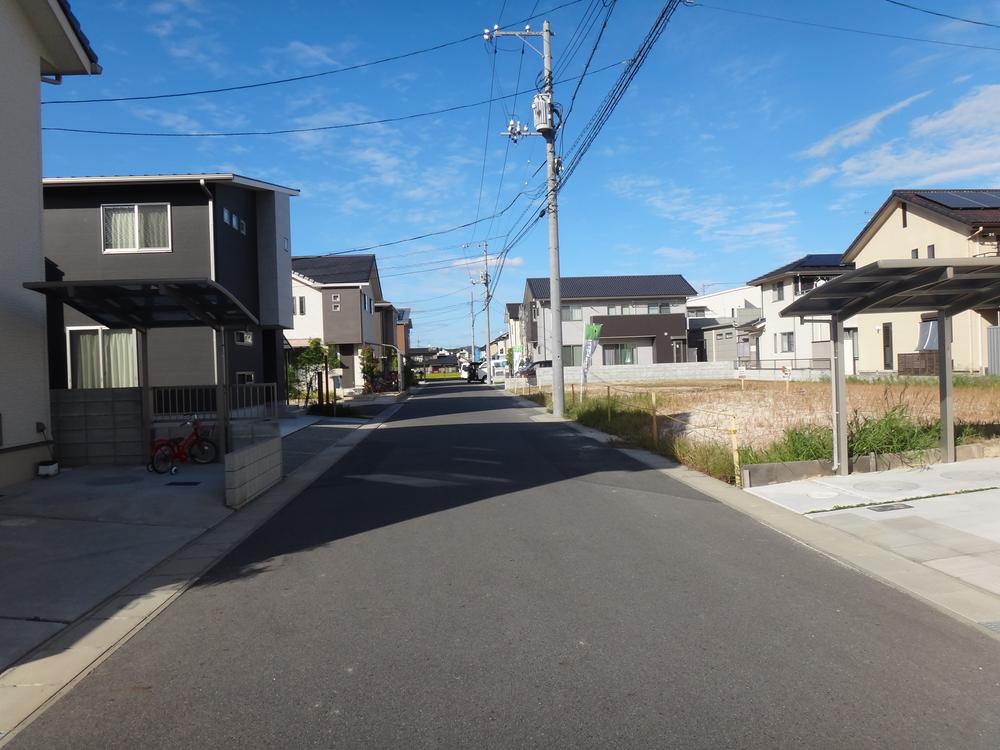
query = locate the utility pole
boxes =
[486,19,565,417]
[470,288,476,369]
[482,241,493,384]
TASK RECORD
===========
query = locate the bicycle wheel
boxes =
[151,444,174,474]
[189,438,218,464]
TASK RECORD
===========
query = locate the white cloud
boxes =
[801,91,930,158]
[801,165,836,187]
[130,106,201,133]
[911,84,1000,137]
[654,247,698,263]
[281,41,340,68]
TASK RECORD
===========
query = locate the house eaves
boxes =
[21,0,100,76]
[746,254,850,287]
[42,173,300,196]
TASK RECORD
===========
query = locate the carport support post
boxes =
[937,310,955,462]
[138,329,152,451]
[830,316,849,476]
[215,328,229,456]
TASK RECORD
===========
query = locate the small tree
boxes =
[360,345,379,392]
[295,339,327,405]
[505,349,514,374]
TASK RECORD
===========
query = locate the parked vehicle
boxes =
[148,415,218,474]
[460,361,489,383]
[517,360,551,379]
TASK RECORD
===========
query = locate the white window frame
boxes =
[298,296,306,315]
[331,293,340,302]
[101,203,172,254]
[234,330,253,346]
[331,303,341,312]
[779,332,795,353]
[65,326,138,388]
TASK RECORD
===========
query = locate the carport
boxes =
[782,258,1000,475]
[24,278,281,507]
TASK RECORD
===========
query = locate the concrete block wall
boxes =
[521,362,830,386]
[50,389,144,466]
[225,436,282,509]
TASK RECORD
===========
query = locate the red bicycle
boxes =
[148,415,218,474]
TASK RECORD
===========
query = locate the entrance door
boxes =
[672,339,686,362]
[882,323,894,370]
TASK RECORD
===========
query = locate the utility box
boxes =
[532,93,554,134]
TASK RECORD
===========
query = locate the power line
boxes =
[42,0,589,105]
[883,0,1000,30]
[691,3,1000,53]
[42,62,625,138]
[561,0,617,151]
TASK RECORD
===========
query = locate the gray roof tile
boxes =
[525,274,695,300]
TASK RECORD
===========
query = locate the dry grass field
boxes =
[563,378,1000,449]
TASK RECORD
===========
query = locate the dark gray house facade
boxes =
[522,274,696,366]
[41,174,298,394]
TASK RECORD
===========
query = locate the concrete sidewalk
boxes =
[0,401,405,740]
[0,416,369,674]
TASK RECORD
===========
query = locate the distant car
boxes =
[459,361,489,383]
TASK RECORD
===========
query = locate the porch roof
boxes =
[24,278,258,331]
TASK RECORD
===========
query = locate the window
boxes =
[102,204,170,253]
[223,208,231,224]
[67,328,138,389]
[607,304,619,315]
[231,212,239,230]
[297,296,306,315]
[659,303,672,314]
[779,332,795,353]
[911,248,919,259]
[239,219,247,236]
[331,304,341,312]
[362,293,368,312]
[689,308,706,318]
[560,305,582,322]
[562,344,582,366]
[772,283,784,302]
[283,237,289,253]
[235,371,255,385]
[234,330,253,346]
[725,332,734,339]
[927,244,935,259]
[331,294,340,302]
[603,342,637,365]
[715,332,724,340]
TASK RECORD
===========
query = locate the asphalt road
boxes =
[11,384,1000,748]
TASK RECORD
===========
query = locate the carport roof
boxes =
[24,279,258,330]
[780,259,1000,320]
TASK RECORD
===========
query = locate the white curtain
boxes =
[102,329,138,387]
[139,205,169,248]
[103,206,135,250]
[70,330,101,388]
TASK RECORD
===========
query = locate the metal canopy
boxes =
[781,259,1000,320]
[23,278,258,331]
[778,258,1000,477]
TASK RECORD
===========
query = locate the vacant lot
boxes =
[560,378,1000,449]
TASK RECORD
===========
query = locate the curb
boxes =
[499,389,1000,642]
[0,397,409,745]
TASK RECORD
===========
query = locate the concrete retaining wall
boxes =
[50,389,144,466]
[523,362,829,386]
[742,439,1000,487]
[225,436,282,509]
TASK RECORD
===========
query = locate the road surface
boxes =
[11,383,1000,748]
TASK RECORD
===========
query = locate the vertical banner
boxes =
[581,322,602,392]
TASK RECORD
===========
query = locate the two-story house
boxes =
[746,255,854,369]
[288,255,389,390]
[841,189,1000,374]
[1,0,100,487]
[39,174,298,397]
[685,286,762,363]
[395,307,412,356]
[522,274,696,366]
[504,302,526,371]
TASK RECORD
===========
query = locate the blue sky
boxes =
[43,0,1000,346]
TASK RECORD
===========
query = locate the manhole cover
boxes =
[86,477,143,487]
[808,491,839,499]
[868,503,913,512]
[939,470,1000,482]
[852,480,921,493]
[166,481,201,486]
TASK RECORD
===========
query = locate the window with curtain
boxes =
[561,345,582,366]
[602,342,637,365]
[68,328,137,388]
[102,204,170,252]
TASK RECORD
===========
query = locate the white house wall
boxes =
[290,277,325,342]
[0,3,54,485]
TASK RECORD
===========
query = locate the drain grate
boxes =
[166,481,201,486]
[868,503,913,512]
[980,621,1000,635]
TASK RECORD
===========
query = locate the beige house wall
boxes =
[846,202,998,373]
[0,4,52,486]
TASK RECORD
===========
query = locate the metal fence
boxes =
[152,383,278,422]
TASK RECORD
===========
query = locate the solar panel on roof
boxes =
[918,190,1000,209]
